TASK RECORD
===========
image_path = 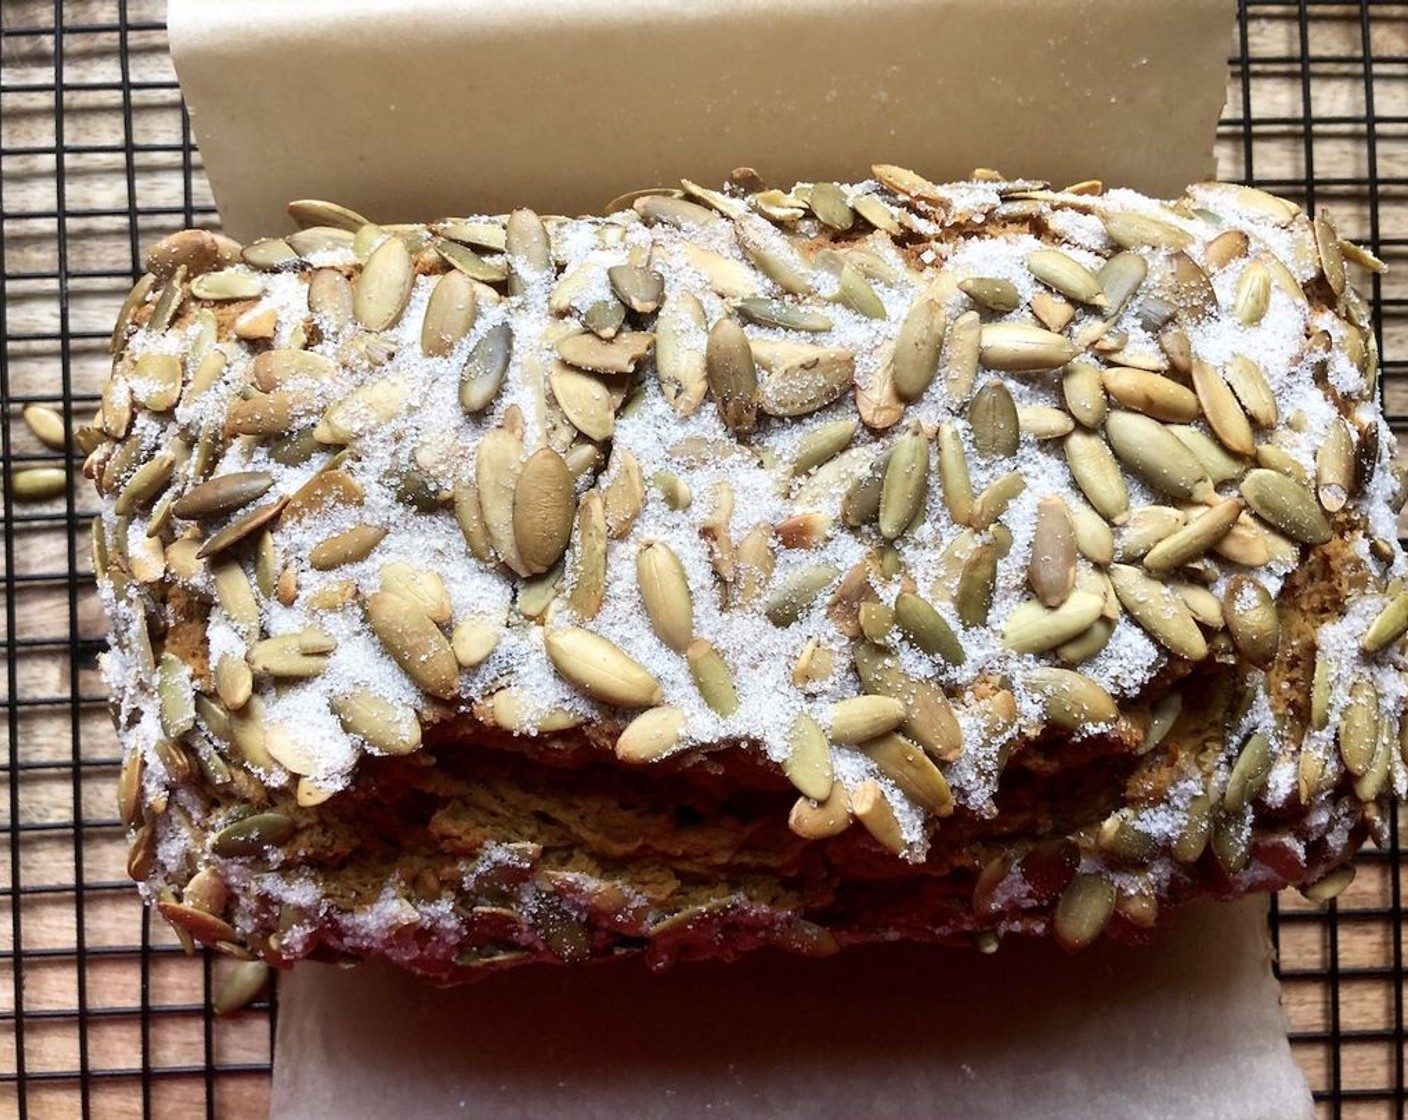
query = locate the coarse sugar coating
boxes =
[92,168,1405,977]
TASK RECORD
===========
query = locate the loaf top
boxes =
[94,169,1402,878]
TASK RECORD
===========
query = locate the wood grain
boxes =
[1,4,1404,1117]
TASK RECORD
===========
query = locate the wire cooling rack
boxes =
[0,2,1404,1116]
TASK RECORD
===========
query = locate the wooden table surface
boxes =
[1,3,1405,1117]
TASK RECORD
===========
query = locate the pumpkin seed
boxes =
[1239,468,1331,545]
[196,497,287,560]
[1361,592,1408,654]
[605,264,664,314]
[190,269,262,301]
[958,276,1021,313]
[1223,732,1272,811]
[420,269,478,357]
[851,644,962,761]
[633,193,718,229]
[616,706,687,763]
[353,236,414,330]
[434,238,508,283]
[1108,563,1207,659]
[1016,405,1074,439]
[250,349,337,392]
[248,629,334,678]
[968,381,1019,457]
[1002,591,1105,654]
[1055,617,1115,665]
[829,695,907,744]
[1094,251,1147,316]
[735,212,813,294]
[314,378,409,444]
[765,564,840,627]
[1103,410,1210,501]
[556,330,654,375]
[878,425,929,540]
[970,471,1026,531]
[1232,259,1271,325]
[1026,667,1118,729]
[943,310,981,400]
[130,352,183,411]
[602,448,645,539]
[705,318,758,434]
[791,419,857,477]
[450,616,503,668]
[1167,425,1245,485]
[1315,417,1354,513]
[735,297,832,333]
[978,322,1079,372]
[1064,430,1129,523]
[475,427,529,574]
[850,780,906,857]
[1337,679,1379,777]
[807,181,854,229]
[1222,575,1280,668]
[211,812,294,859]
[788,782,853,840]
[1027,249,1108,307]
[505,209,551,296]
[567,491,608,619]
[1190,360,1254,456]
[755,342,855,417]
[784,713,834,799]
[509,448,574,576]
[894,591,965,664]
[861,732,952,814]
[955,542,999,628]
[732,524,776,608]
[1302,866,1357,905]
[544,627,661,707]
[1101,210,1193,251]
[1053,874,1116,950]
[173,471,274,521]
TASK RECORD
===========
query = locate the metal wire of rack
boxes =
[0,1,1403,1117]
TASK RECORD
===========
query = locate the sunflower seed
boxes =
[732,524,775,608]
[544,627,661,707]
[970,471,1026,531]
[1108,563,1207,659]
[1143,497,1242,573]
[1002,591,1105,654]
[1239,468,1331,545]
[1101,367,1200,423]
[1054,873,1116,950]
[610,706,685,763]
[968,381,1019,458]
[1027,249,1108,307]
[850,780,906,856]
[1026,667,1118,729]
[1101,210,1193,251]
[555,330,655,376]
[878,425,929,540]
[894,592,965,664]
[213,654,253,710]
[1030,496,1077,606]
[1031,290,1076,332]
[677,637,738,716]
[633,540,694,653]
[365,590,460,699]
[249,628,335,678]
[935,422,975,525]
[1016,406,1075,439]
[943,309,981,400]
[314,378,408,444]
[851,644,962,761]
[1064,430,1129,523]
[1337,679,1379,777]
[309,523,386,569]
[765,564,840,627]
[1058,361,1106,430]
[978,322,1079,373]
[475,427,530,575]
[1055,617,1115,665]
[959,276,1021,313]
[1103,411,1210,501]
[189,269,262,301]
[753,342,854,417]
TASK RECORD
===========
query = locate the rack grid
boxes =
[0,2,1403,1116]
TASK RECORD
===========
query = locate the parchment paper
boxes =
[271,899,1312,1119]
[168,0,1236,241]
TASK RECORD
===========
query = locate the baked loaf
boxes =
[92,169,1404,977]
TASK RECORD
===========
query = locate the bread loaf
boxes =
[92,169,1402,976]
